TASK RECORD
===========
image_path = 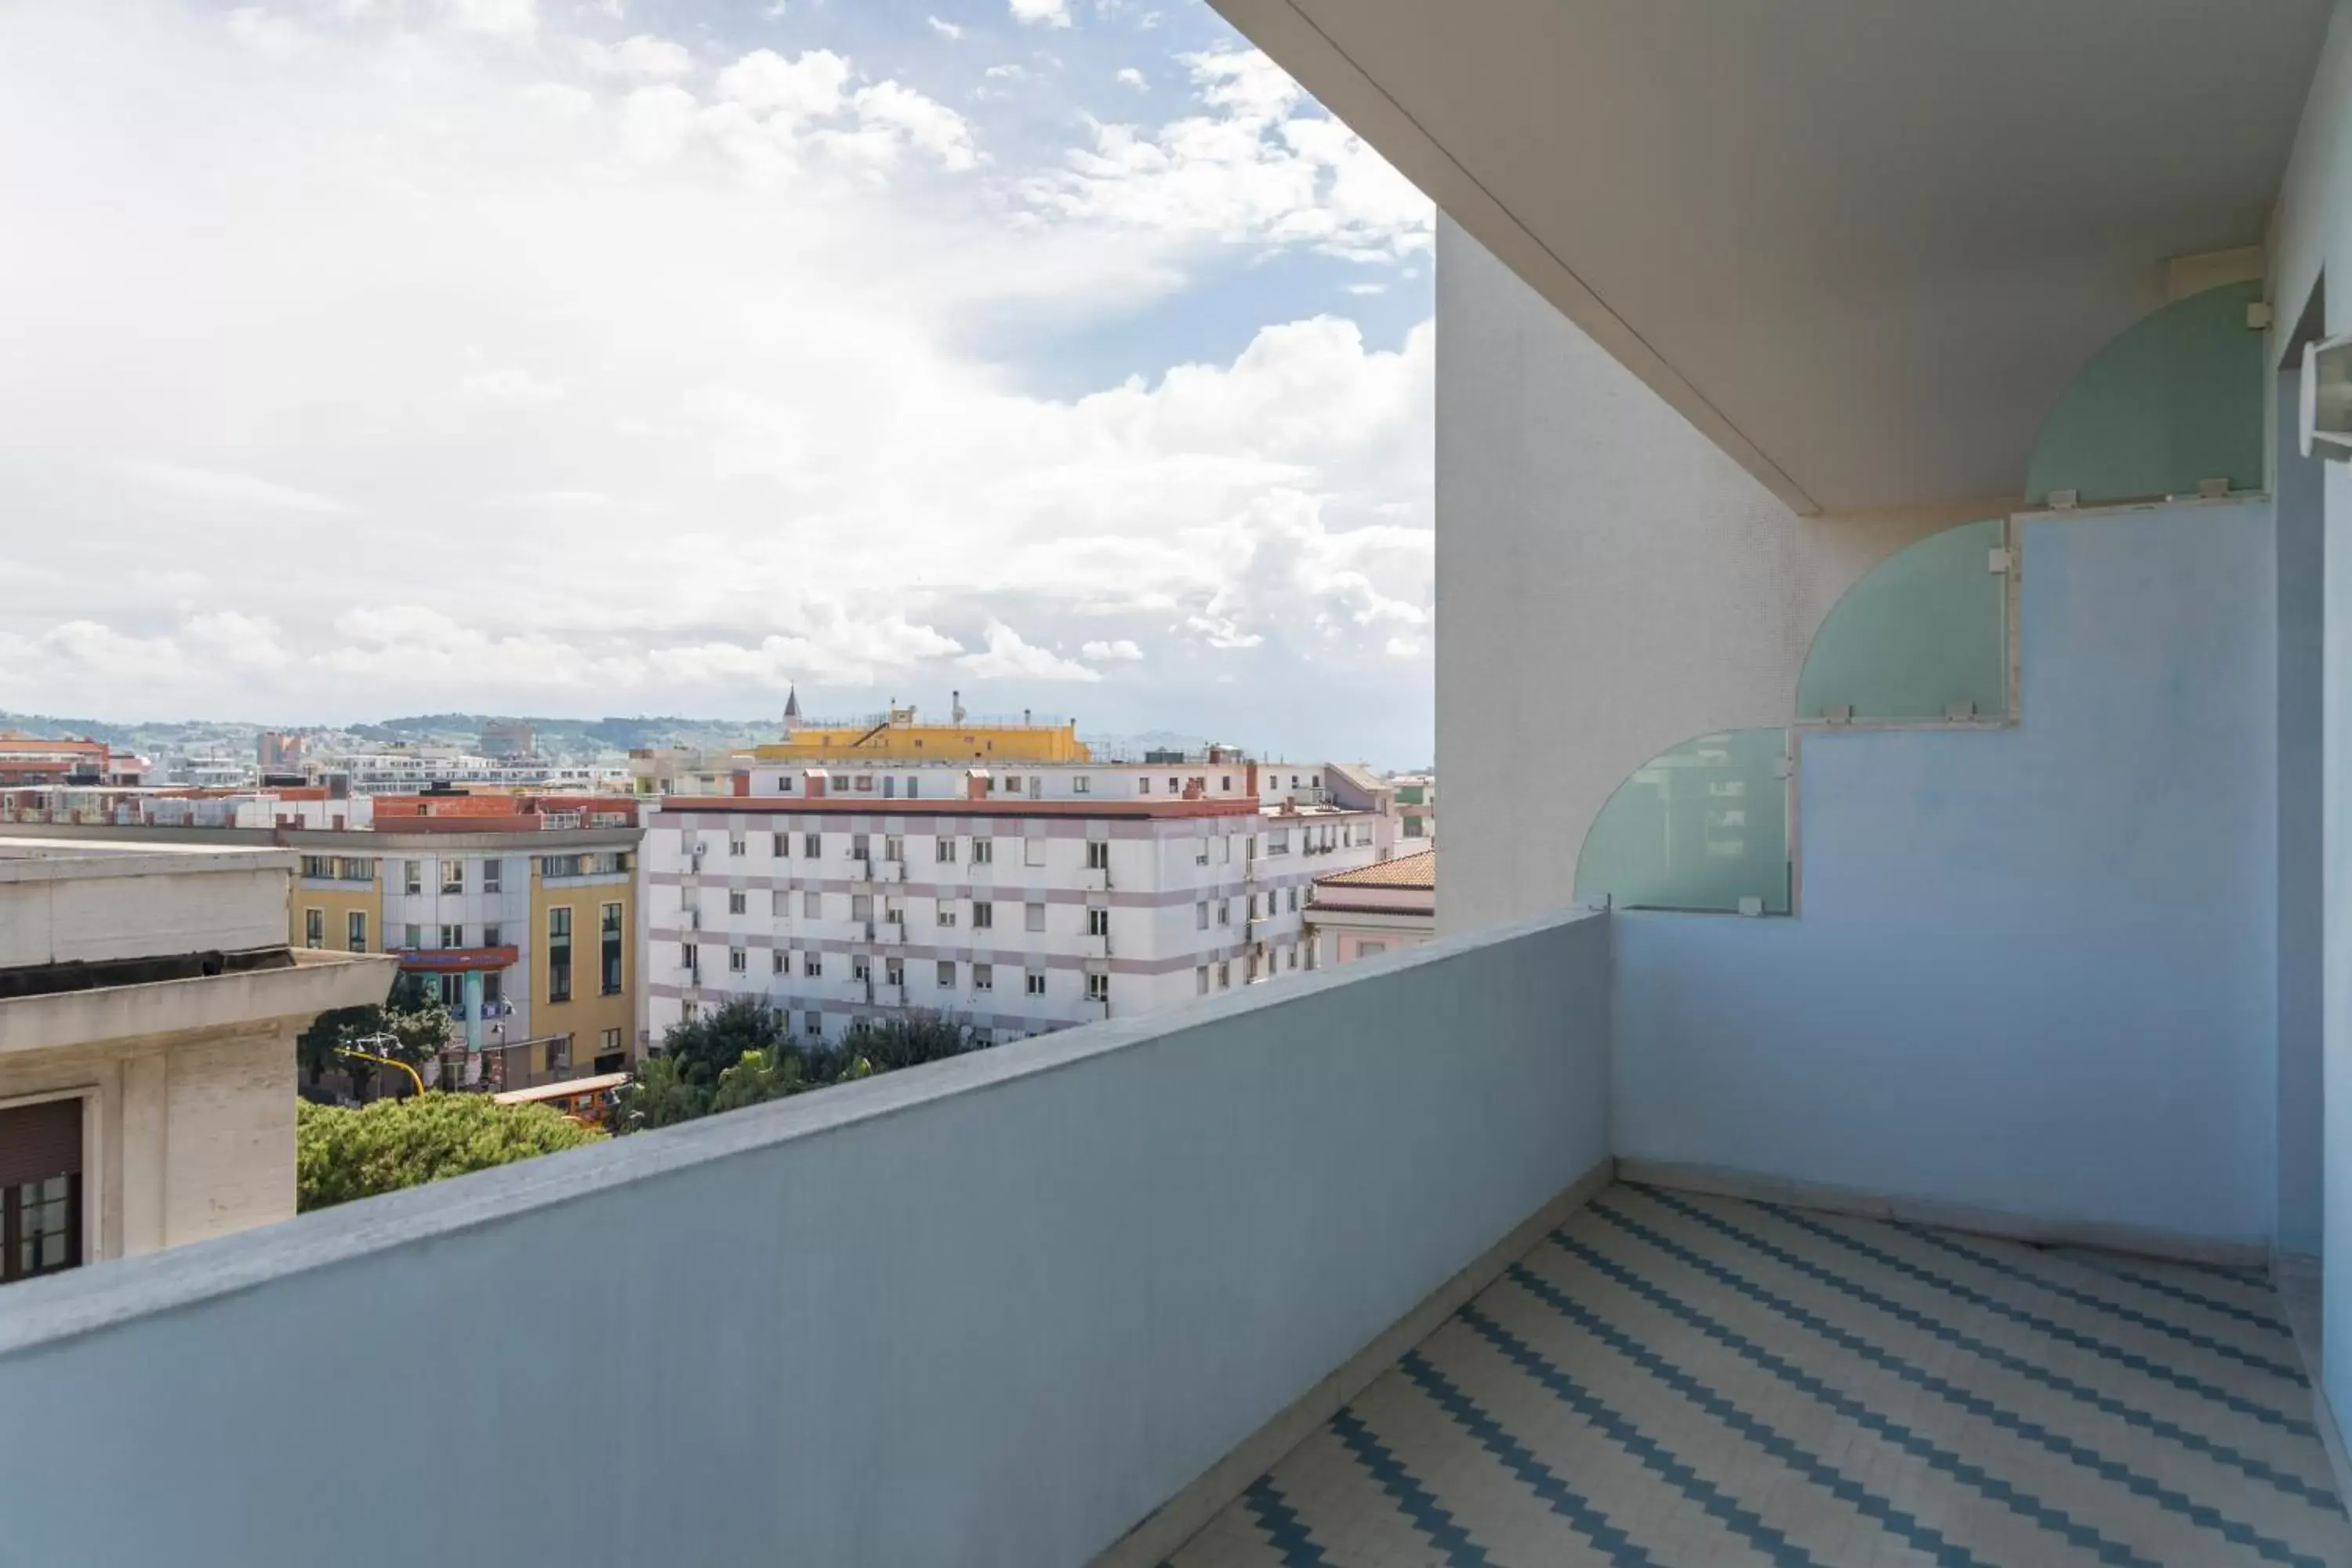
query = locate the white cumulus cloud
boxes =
[1082,639,1143,661]
[1009,0,1072,27]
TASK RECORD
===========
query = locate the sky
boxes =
[0,0,1436,767]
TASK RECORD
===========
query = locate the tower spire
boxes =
[783,685,801,730]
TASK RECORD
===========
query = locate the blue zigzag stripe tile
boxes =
[1457,1298,1964,1566]
[1243,1479,1328,1567]
[1327,1406,1493,1566]
[1624,1189,2339,1511]
[2057,1258,2295,1338]
[1891,1224,2305,1379]
[1749,1199,2317,1436]
[1590,1199,2332,1566]
[1547,1228,2176,1568]
[1396,1351,1657,1566]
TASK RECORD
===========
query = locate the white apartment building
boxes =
[641,758,1388,1044]
[316,746,625,795]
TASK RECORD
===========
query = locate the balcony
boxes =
[7,902,2342,1565]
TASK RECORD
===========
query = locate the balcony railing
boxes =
[0,909,1609,1566]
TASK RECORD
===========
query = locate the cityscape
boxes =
[8,0,2352,1565]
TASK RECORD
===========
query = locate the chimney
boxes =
[952,689,965,724]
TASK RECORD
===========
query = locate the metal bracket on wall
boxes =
[1821,705,1853,727]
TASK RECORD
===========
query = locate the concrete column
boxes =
[464,970,484,1054]
[118,1051,168,1258]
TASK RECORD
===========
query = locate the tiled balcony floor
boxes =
[1171,1183,2350,1567]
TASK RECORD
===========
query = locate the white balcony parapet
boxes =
[0,907,1610,1568]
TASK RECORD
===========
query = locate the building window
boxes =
[404,860,423,895]
[548,907,572,1003]
[804,833,822,858]
[771,890,789,916]
[1359,940,1388,958]
[440,924,464,949]
[854,773,874,793]
[601,1027,622,1058]
[936,835,957,863]
[1196,966,1209,995]
[1025,970,1046,996]
[973,962,993,992]
[971,837,993,865]
[1220,837,1232,865]
[484,922,503,948]
[1138,778,1151,795]
[805,1011,824,1039]
[935,897,957,927]
[682,1001,699,1023]
[851,833,870,862]
[728,836,746,857]
[884,834,903,862]
[851,893,873,920]
[1195,836,1210,866]
[1403,818,1425,839]
[1196,901,1209,931]
[347,911,368,953]
[852,955,871,983]
[1024,837,1047,868]
[936,960,956,986]
[485,970,503,1004]
[547,1036,571,1074]
[299,855,328,879]
[1287,946,1299,970]
[1247,894,1259,920]
[0,1102,82,1283]
[483,858,503,893]
[1218,962,1231,990]
[1288,887,1300,912]
[972,901,993,930]
[601,903,622,995]
[1085,840,1109,870]
[1086,973,1108,1003]
[727,890,747,916]
[1218,900,1231,927]
[885,956,903,986]
[681,942,697,971]
[1025,902,1046,933]
[1073,775,1090,794]
[804,891,823,919]
[1221,776,1232,791]
[440,860,463,895]
[404,923,421,950]
[804,952,822,978]
[774,833,789,857]
[728,948,747,974]
[303,908,324,949]
[1087,908,1109,938]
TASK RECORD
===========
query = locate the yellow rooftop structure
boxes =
[751,702,1091,764]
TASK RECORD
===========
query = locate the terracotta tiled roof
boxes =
[1316,849,1436,890]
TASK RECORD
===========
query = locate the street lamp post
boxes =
[339,1030,426,1099]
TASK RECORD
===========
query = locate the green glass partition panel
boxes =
[1794,519,2005,722]
[2023,280,2264,508]
[1574,728,1790,914]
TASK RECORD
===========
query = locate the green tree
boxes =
[294,972,453,1098]
[296,1094,603,1212]
[840,1014,976,1073]
[661,996,793,1089]
[610,1054,713,1131]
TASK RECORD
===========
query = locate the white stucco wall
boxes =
[1434,216,1995,934]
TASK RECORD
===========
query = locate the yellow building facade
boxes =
[753,705,1091,765]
